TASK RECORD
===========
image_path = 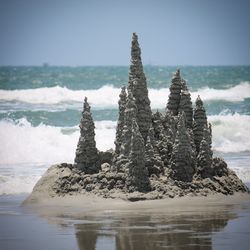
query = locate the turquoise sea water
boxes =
[1,65,250,90]
[0,66,250,194]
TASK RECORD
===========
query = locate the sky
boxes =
[0,0,250,66]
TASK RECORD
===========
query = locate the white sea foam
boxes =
[224,155,250,183]
[1,114,249,194]
[0,118,77,165]
[0,85,120,108]
[0,173,41,195]
[0,118,116,194]
[0,82,249,109]
[193,81,250,102]
[0,114,246,166]
[209,113,250,153]
[0,118,116,165]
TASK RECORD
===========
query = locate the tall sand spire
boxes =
[128,32,152,142]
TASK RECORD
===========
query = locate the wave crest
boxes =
[0,114,249,194]
[0,82,249,108]
[0,113,249,166]
[0,118,116,165]
[209,113,250,153]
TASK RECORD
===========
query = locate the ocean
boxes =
[0,65,250,194]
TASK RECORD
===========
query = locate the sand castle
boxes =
[27,33,248,201]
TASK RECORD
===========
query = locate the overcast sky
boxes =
[0,0,250,66]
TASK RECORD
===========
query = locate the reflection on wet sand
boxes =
[75,209,236,250]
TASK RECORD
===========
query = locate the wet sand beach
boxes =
[1,191,250,250]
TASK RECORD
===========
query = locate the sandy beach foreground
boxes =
[23,192,250,219]
[19,193,250,250]
[0,191,249,250]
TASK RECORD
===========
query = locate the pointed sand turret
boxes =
[115,87,127,154]
[166,69,182,116]
[74,97,99,173]
[170,112,195,182]
[193,95,208,153]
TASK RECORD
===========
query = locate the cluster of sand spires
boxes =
[28,33,248,201]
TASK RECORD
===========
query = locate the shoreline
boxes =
[23,192,250,219]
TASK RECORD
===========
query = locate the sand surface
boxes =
[23,192,250,219]
[2,189,245,250]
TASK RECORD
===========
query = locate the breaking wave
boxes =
[0,113,249,194]
[0,82,249,109]
[0,113,248,166]
[0,118,116,195]
[209,113,250,153]
[0,118,116,165]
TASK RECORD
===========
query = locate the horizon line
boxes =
[0,64,250,67]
